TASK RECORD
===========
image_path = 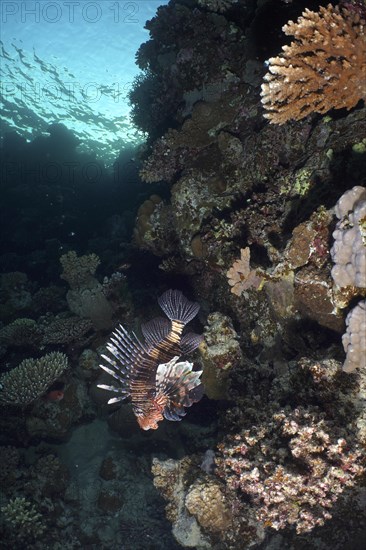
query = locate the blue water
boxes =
[0,0,167,165]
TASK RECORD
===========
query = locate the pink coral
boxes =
[216,406,364,533]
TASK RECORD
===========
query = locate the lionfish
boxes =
[98,289,204,430]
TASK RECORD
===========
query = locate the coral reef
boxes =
[199,312,243,399]
[216,405,364,534]
[261,4,366,124]
[330,185,366,371]
[1,0,366,548]
[60,251,114,329]
[133,195,177,256]
[152,456,212,548]
[0,352,68,406]
[25,379,94,440]
[26,454,69,499]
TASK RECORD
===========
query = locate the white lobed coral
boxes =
[331,186,366,288]
[342,300,366,372]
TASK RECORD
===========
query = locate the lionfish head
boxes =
[134,394,169,431]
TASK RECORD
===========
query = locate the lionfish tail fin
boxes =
[158,289,200,325]
[155,356,203,422]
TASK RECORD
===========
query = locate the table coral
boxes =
[0,318,42,349]
[41,316,93,345]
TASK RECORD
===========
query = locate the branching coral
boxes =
[216,406,364,534]
[261,4,366,124]
[0,351,68,405]
[1,497,45,541]
[227,248,264,296]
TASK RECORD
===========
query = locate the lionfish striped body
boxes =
[98,289,204,430]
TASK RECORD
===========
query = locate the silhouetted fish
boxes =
[98,289,204,430]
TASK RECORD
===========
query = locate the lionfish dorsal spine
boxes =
[141,317,171,348]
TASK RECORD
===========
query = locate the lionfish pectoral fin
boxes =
[180,332,204,354]
[163,405,186,421]
[158,289,200,324]
[141,317,171,348]
[155,356,203,422]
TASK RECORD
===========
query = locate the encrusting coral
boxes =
[261,4,366,124]
[0,351,68,405]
